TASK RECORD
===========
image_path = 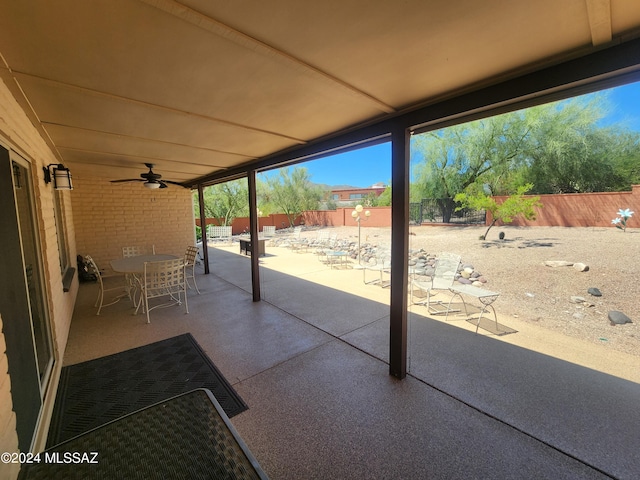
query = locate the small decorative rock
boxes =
[608,311,633,326]
[587,287,602,297]
[570,296,586,304]
[573,262,589,272]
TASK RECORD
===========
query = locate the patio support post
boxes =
[248,170,261,302]
[197,183,210,274]
[389,125,410,379]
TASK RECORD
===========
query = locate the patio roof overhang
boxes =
[1,0,640,186]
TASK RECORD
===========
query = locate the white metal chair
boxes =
[138,258,188,323]
[122,246,147,294]
[122,245,155,257]
[261,225,276,237]
[184,245,201,294]
[85,255,128,315]
[362,251,391,287]
[410,252,461,314]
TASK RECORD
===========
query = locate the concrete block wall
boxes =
[492,185,640,228]
[197,207,393,235]
[71,175,196,269]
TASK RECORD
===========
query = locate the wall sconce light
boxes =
[43,163,73,190]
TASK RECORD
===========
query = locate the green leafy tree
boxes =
[454,183,542,240]
[263,167,323,227]
[607,131,640,189]
[411,93,639,220]
[193,179,249,226]
[412,108,532,221]
[518,96,635,193]
[376,185,392,206]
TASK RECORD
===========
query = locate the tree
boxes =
[376,185,392,206]
[454,183,542,240]
[517,95,638,193]
[263,167,323,227]
[411,93,639,219]
[412,108,533,220]
[194,179,249,226]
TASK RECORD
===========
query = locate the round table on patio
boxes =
[110,254,179,274]
[110,254,180,311]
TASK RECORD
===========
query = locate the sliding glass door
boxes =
[0,149,54,451]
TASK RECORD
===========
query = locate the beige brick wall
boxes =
[71,174,196,269]
[0,75,78,463]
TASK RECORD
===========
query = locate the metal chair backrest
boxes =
[432,252,461,289]
[184,245,199,266]
[262,226,276,237]
[122,246,146,258]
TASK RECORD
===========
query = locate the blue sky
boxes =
[298,81,640,188]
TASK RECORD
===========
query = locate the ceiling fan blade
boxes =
[110,179,144,183]
[159,181,168,189]
[163,180,187,188]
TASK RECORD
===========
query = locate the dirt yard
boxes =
[313,224,639,358]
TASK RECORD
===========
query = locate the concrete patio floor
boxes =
[61,242,640,479]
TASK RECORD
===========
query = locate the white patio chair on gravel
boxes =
[410,252,461,314]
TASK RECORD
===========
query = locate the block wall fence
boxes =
[196,186,640,233]
[195,207,391,235]
[490,185,640,228]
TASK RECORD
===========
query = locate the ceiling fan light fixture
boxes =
[144,181,161,189]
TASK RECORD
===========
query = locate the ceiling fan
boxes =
[110,163,185,189]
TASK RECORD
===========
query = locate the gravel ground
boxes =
[299,224,639,357]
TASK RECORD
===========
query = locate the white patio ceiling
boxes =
[1,0,640,186]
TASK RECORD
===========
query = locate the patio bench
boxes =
[207,225,233,244]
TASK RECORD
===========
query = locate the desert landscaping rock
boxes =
[608,311,633,325]
[570,296,586,304]
[573,262,589,272]
[268,225,639,358]
[544,260,574,267]
[588,287,602,296]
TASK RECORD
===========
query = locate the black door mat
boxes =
[47,333,247,447]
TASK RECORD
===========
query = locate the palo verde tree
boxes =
[194,179,249,227]
[263,166,324,227]
[411,92,639,220]
[517,94,638,193]
[454,183,542,240]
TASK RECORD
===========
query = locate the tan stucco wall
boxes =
[71,175,196,269]
[0,76,78,472]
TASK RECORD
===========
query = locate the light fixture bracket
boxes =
[43,163,73,190]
